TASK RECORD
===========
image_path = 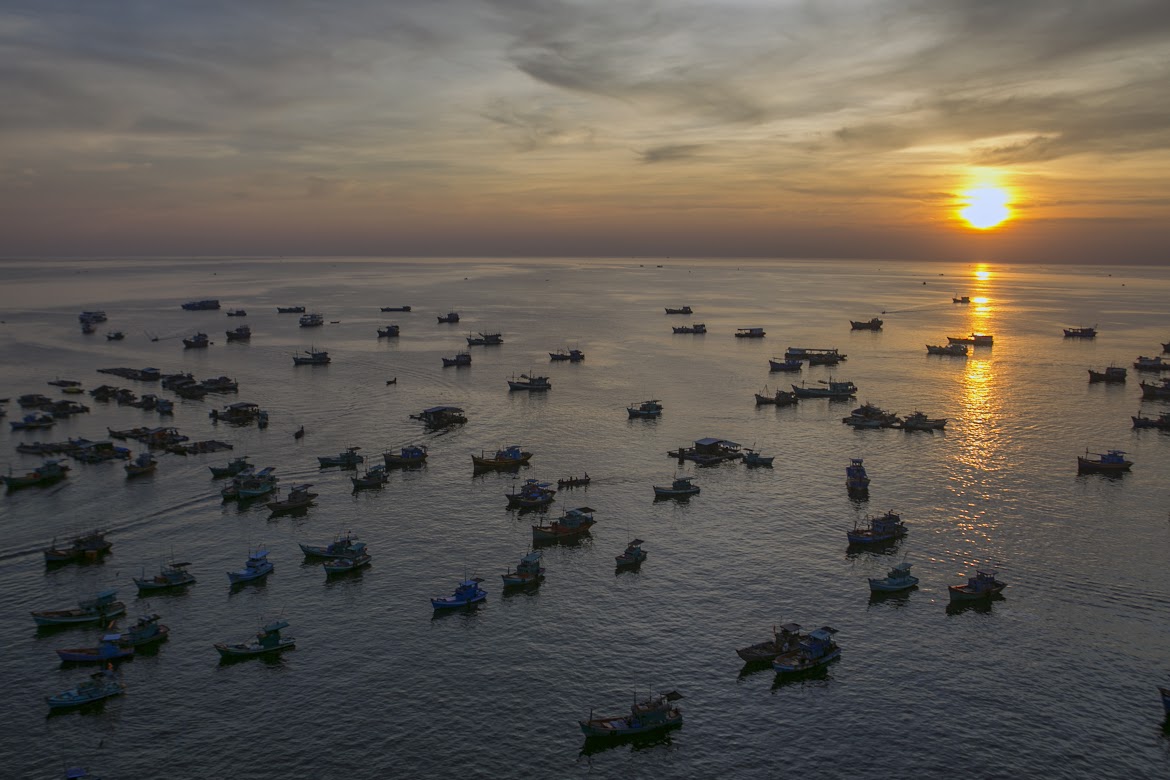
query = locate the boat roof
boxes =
[422,405,464,413]
[779,622,802,632]
[226,401,259,409]
[263,619,289,631]
[809,628,836,641]
[694,437,740,447]
[628,539,644,546]
[568,506,595,514]
[520,551,542,563]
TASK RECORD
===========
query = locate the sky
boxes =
[2,0,1169,262]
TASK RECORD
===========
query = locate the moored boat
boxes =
[124,451,157,477]
[181,299,220,310]
[1134,355,1170,371]
[615,539,647,567]
[899,411,948,431]
[32,589,126,626]
[300,532,362,559]
[266,483,318,513]
[44,530,111,564]
[377,324,400,338]
[557,473,590,488]
[1132,412,1170,430]
[501,550,545,588]
[850,317,883,330]
[225,325,251,341]
[952,295,970,303]
[652,475,700,498]
[785,347,845,363]
[56,633,135,663]
[351,465,389,489]
[410,406,467,427]
[437,311,460,323]
[1140,378,1170,400]
[106,331,125,341]
[318,446,364,468]
[505,478,556,508]
[948,569,1005,602]
[580,691,683,738]
[46,668,124,709]
[846,511,907,545]
[1063,325,1097,338]
[792,379,858,399]
[947,332,993,346]
[117,613,169,647]
[846,458,870,491]
[236,466,278,498]
[299,312,325,327]
[665,306,693,314]
[292,348,330,365]
[869,561,919,592]
[742,449,774,467]
[472,445,533,471]
[768,358,804,372]
[380,305,411,312]
[737,623,803,663]
[735,327,766,338]
[383,444,429,468]
[755,386,799,406]
[627,399,663,418]
[323,546,371,575]
[772,626,840,673]
[226,309,247,317]
[672,323,706,334]
[209,455,251,478]
[442,351,472,367]
[215,619,295,658]
[431,577,486,610]
[1088,365,1127,383]
[1077,449,1132,474]
[467,331,503,345]
[507,373,551,391]
[277,306,306,313]
[226,548,273,584]
[668,437,742,465]
[134,560,196,593]
[532,506,596,542]
[1159,686,1170,717]
[182,332,210,349]
[926,343,968,356]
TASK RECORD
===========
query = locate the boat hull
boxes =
[32,604,126,626]
[868,577,919,592]
[772,647,841,673]
[579,712,682,738]
[948,583,1005,601]
[214,639,295,658]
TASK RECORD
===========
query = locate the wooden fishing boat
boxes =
[226,549,273,584]
[134,561,196,593]
[43,530,111,563]
[772,627,840,673]
[437,311,460,323]
[734,327,766,338]
[215,619,295,658]
[32,590,126,626]
[318,447,364,468]
[467,331,503,345]
[672,323,706,334]
[580,691,683,738]
[653,476,700,498]
[472,445,533,471]
[1077,449,1132,474]
[947,332,993,346]
[182,332,210,349]
[292,347,330,365]
[116,614,170,648]
[948,570,1005,602]
[792,379,858,399]
[507,373,551,391]
[850,317,883,330]
[410,406,466,427]
[627,399,663,418]
[899,411,948,431]
[45,668,124,709]
[664,306,693,314]
[501,551,545,588]
[266,483,318,513]
[846,458,870,491]
[846,511,906,545]
[1063,325,1097,338]
[276,306,306,313]
[768,358,803,372]
[737,624,804,663]
[505,478,556,508]
[225,325,251,341]
[431,578,486,610]
[124,451,157,477]
[377,324,400,337]
[209,455,251,478]
[1088,365,1126,383]
[869,562,919,592]
[614,539,647,567]
[383,444,428,468]
[532,507,596,542]
[926,343,968,356]
[351,465,389,489]
[323,546,371,575]
[557,474,590,488]
[743,449,774,467]
[300,532,362,559]
[56,634,135,663]
[442,351,472,367]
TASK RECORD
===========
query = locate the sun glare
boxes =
[959,187,1011,230]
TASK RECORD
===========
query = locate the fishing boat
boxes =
[1140,378,1170,400]
[734,327,766,338]
[124,451,157,477]
[472,445,533,470]
[380,305,411,312]
[226,549,273,584]
[295,425,305,439]
[43,530,112,563]
[118,613,169,647]
[431,578,487,610]
[665,306,693,314]
[45,668,124,709]
[1132,412,1170,430]
[467,331,503,345]
[300,532,362,559]
[627,399,663,418]
[672,323,706,334]
[219,467,254,500]
[1077,449,1132,474]
[532,507,596,542]
[106,331,125,341]
[850,317,883,330]
[277,306,305,313]
[56,634,135,663]
[299,312,324,327]
[225,325,251,341]
[32,590,126,626]
[215,619,295,658]
[785,347,846,363]
[501,550,545,588]
[846,511,907,545]
[410,405,467,427]
[209,455,251,478]
[869,561,919,592]
[323,546,371,575]
[953,295,970,303]
[437,312,460,323]
[772,627,840,673]
[383,444,429,468]
[1088,365,1127,383]
[846,458,870,491]
[743,448,774,467]
[9,413,56,430]
[236,467,279,498]
[899,411,948,431]
[318,446,364,468]
[292,348,331,365]
[926,343,968,356]
[549,347,586,362]
[79,310,108,323]
[134,560,196,593]
[507,373,551,391]
[579,690,683,738]
[947,332,993,346]
[653,475,700,498]
[182,332,210,349]
[737,623,804,663]
[351,465,389,489]
[505,478,557,508]
[668,437,742,465]
[1134,355,1170,371]
[768,358,804,372]
[755,386,799,406]
[226,309,247,317]
[557,474,590,488]
[266,483,318,513]
[948,570,1005,602]
[791,379,858,399]
[442,351,472,367]
[615,539,647,567]
[377,324,400,337]
[181,299,220,310]
[843,402,901,428]
[1063,325,1097,338]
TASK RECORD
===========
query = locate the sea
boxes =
[1,256,1169,779]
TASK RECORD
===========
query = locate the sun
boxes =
[959,187,1011,229]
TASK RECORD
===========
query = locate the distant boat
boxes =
[532,507,596,543]
[767,358,803,372]
[276,306,305,313]
[226,309,247,317]
[410,405,467,428]
[1077,449,1132,474]
[734,327,766,338]
[665,306,693,315]
[442,351,472,367]
[299,312,324,327]
[43,529,111,563]
[31,589,125,626]
[383,444,428,468]
[614,538,647,567]
[579,690,683,738]
[736,623,804,664]
[502,550,545,588]
[181,299,220,310]
[431,578,486,610]
[672,323,706,334]
[135,560,196,593]
[215,619,295,658]
[182,332,210,349]
[952,295,970,304]
[948,570,1005,602]
[507,373,551,391]
[377,324,400,338]
[926,343,968,356]
[225,325,251,341]
[472,445,532,471]
[46,668,124,709]
[300,532,362,560]
[323,546,372,575]
[849,317,883,330]
[742,448,774,467]
[1087,365,1126,383]
[467,331,503,346]
[351,465,389,490]
[947,332,993,346]
[846,458,870,491]
[292,348,331,365]
[846,511,907,545]
[652,475,700,498]
[437,312,460,323]
[869,561,919,593]
[380,305,411,312]
[772,627,840,673]
[505,478,556,509]
[318,447,364,469]
[792,379,858,399]
[627,399,663,418]
[266,483,319,512]
[1063,325,1097,338]
[106,331,125,341]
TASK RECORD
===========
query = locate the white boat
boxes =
[868,561,919,592]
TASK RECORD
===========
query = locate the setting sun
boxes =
[959,187,1011,229]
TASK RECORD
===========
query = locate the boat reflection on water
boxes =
[770,663,831,691]
[579,730,676,758]
[945,596,1002,617]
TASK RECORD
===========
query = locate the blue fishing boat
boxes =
[209,455,251,477]
[472,444,532,471]
[653,475,700,498]
[3,458,70,489]
[615,539,647,567]
[772,627,840,673]
[215,619,295,658]
[46,668,124,709]
[323,544,371,575]
[737,623,804,663]
[124,451,157,477]
[579,690,683,738]
[501,550,545,588]
[768,358,803,372]
[32,590,126,627]
[506,478,557,508]
[351,465,389,489]
[267,483,318,512]
[236,467,278,498]
[869,561,919,593]
[318,446,364,468]
[948,570,1005,602]
[56,633,135,663]
[846,511,907,545]
[383,444,428,468]
[226,549,273,584]
[1077,449,1132,474]
[627,399,663,418]
[743,449,774,467]
[300,532,362,559]
[118,613,169,647]
[134,560,196,593]
[846,458,870,491]
[431,578,487,610]
[532,507,597,542]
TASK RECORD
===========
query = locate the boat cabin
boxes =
[735,327,766,338]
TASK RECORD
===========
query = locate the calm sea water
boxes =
[2,257,1170,779]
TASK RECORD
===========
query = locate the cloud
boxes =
[639,144,705,164]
